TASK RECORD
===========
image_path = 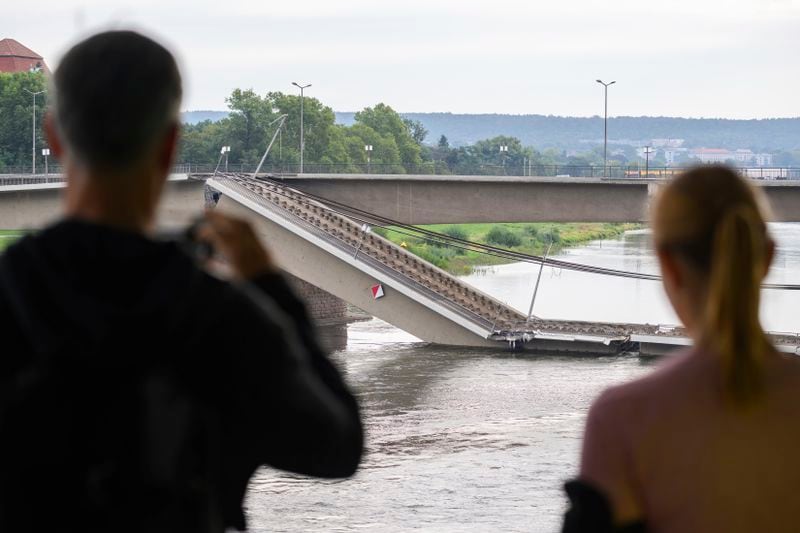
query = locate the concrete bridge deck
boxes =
[265,173,800,224]
[5,173,800,225]
[208,175,800,355]
[3,173,799,355]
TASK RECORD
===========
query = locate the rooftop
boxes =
[0,38,48,74]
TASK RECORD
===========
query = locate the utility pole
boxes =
[595,80,616,178]
[292,82,312,173]
[252,114,289,178]
[23,89,45,174]
[527,242,554,322]
[643,145,655,179]
[214,146,230,176]
[353,224,371,260]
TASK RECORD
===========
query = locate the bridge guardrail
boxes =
[4,164,800,181]
[192,163,800,180]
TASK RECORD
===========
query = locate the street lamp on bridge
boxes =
[292,82,312,174]
[214,146,231,176]
[364,145,373,173]
[42,148,50,175]
[596,79,615,178]
[23,89,46,175]
[499,145,509,175]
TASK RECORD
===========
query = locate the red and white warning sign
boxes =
[371,284,385,299]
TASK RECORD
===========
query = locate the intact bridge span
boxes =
[2,173,800,355]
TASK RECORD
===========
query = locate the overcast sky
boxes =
[4,0,800,118]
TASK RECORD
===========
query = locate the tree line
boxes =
[3,72,797,174]
[370,112,800,153]
[178,88,622,175]
[179,89,428,173]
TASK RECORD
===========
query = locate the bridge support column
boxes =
[285,274,352,324]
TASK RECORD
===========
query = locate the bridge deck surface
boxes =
[215,175,800,354]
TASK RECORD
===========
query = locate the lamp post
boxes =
[364,144,373,173]
[23,89,46,174]
[214,146,231,176]
[595,79,615,177]
[292,82,312,173]
[42,148,50,175]
[499,145,509,175]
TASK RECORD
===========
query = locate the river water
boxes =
[245,224,800,533]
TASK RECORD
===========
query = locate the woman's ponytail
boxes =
[704,205,770,406]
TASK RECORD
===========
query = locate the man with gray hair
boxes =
[0,30,362,532]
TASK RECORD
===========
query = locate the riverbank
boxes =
[0,230,21,252]
[375,223,643,274]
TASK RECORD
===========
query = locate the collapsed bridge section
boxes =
[207,174,636,353]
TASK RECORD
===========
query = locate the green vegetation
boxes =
[181,91,800,173]
[0,230,22,252]
[5,73,800,173]
[179,91,429,172]
[375,223,641,274]
[486,226,522,247]
[0,72,48,170]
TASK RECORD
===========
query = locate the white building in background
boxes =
[651,138,684,148]
[689,148,731,163]
[753,153,774,166]
[663,149,682,165]
[689,148,773,166]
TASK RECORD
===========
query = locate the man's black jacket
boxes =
[0,219,363,532]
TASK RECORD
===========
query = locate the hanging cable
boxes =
[217,174,800,291]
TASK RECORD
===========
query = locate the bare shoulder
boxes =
[601,350,698,397]
[589,350,705,420]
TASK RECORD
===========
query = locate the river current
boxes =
[245,224,800,532]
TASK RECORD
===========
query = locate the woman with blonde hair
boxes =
[562,165,800,533]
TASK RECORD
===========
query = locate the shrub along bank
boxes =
[374,223,642,275]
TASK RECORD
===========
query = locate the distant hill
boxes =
[182,110,229,125]
[182,110,800,151]
[336,112,800,151]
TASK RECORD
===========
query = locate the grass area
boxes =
[0,230,22,252]
[374,223,643,275]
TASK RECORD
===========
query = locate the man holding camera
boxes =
[0,30,363,532]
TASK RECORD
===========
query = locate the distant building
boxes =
[753,152,773,166]
[689,148,774,166]
[636,147,659,160]
[651,138,684,148]
[0,38,49,74]
[689,148,731,163]
[663,148,684,165]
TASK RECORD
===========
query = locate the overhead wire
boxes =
[223,174,800,291]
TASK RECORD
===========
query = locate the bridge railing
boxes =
[219,177,503,332]
[3,163,800,181]
[189,163,800,180]
[0,175,67,186]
